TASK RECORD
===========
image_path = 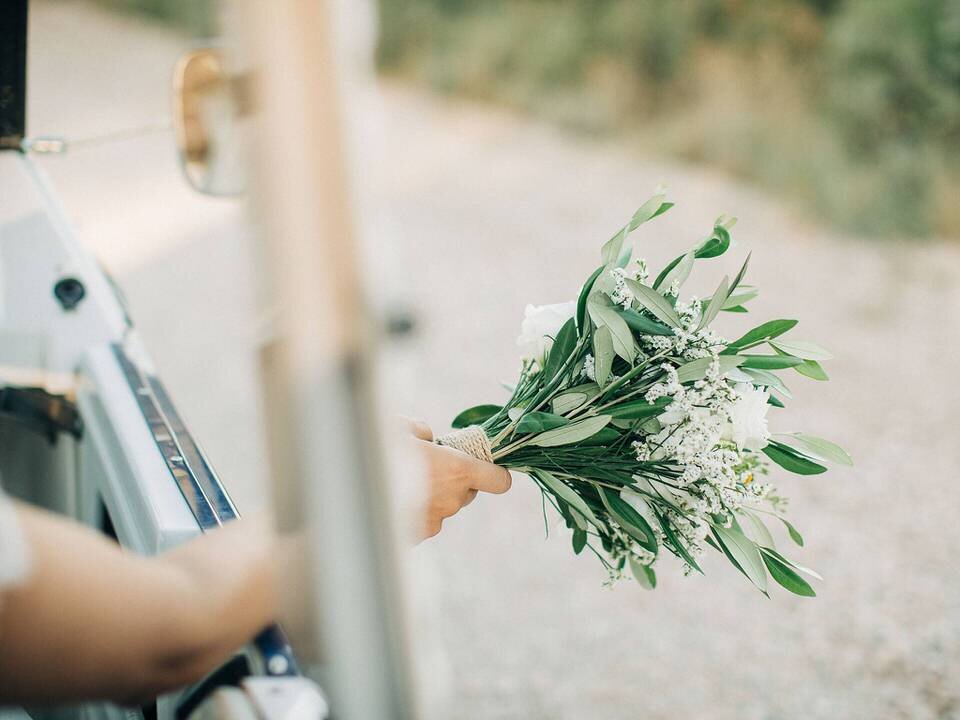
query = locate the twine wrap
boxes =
[436,425,494,463]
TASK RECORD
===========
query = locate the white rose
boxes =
[723,383,771,451]
[516,301,577,362]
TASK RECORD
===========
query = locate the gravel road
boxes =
[27,3,960,718]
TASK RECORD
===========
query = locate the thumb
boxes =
[464,457,512,495]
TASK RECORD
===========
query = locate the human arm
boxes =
[0,503,277,706]
[0,419,509,704]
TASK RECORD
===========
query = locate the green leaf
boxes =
[781,433,852,466]
[639,417,662,434]
[560,498,587,531]
[794,359,829,381]
[716,214,738,230]
[739,354,804,370]
[576,265,605,335]
[742,367,792,399]
[658,251,695,293]
[572,528,587,555]
[599,487,658,554]
[535,469,602,530]
[516,411,569,434]
[542,318,577,381]
[739,509,775,549]
[698,275,729,329]
[616,307,673,336]
[767,393,785,408]
[775,516,805,547]
[769,340,833,361]
[551,383,599,415]
[602,195,671,270]
[723,288,758,309]
[728,252,751,295]
[695,225,731,259]
[761,546,823,581]
[724,305,749,313]
[592,324,614,386]
[628,193,669,231]
[530,415,612,447]
[727,319,798,350]
[650,201,674,220]
[713,525,768,591]
[615,241,634,269]
[762,441,827,475]
[577,427,621,445]
[676,355,744,384]
[609,395,672,420]
[601,226,628,266]
[653,253,684,290]
[629,556,657,590]
[588,297,636,363]
[624,279,682,327]
[452,404,502,429]
[761,550,816,597]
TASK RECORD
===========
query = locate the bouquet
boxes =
[439,191,850,595]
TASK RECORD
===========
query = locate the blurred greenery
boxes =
[90,0,216,37]
[377,0,960,238]
[91,0,959,237]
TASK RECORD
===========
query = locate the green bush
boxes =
[377,0,960,238]
[91,0,216,36]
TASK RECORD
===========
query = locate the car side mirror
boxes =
[171,49,249,196]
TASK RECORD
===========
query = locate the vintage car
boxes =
[0,1,413,718]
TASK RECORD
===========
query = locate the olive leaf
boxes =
[451,404,502,429]
[516,411,569,434]
[727,319,798,350]
[698,275,729,329]
[535,469,603,530]
[713,525,768,592]
[779,433,852,466]
[588,296,636,363]
[576,265,606,335]
[629,556,657,590]
[624,279,682,327]
[795,359,829,381]
[763,441,827,475]
[738,354,804,370]
[676,355,744,384]
[769,339,833,361]
[551,383,600,415]
[529,415,612,447]
[592,324,614,386]
[761,550,816,597]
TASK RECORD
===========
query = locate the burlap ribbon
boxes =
[435,425,494,463]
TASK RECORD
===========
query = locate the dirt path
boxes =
[27,3,960,718]
[389,87,960,720]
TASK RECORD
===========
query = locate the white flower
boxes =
[516,301,576,362]
[582,354,596,381]
[723,383,771,451]
[610,268,634,309]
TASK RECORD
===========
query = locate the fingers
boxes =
[399,416,433,442]
[421,518,442,539]
[462,456,512,495]
[420,441,513,495]
[414,439,511,541]
[420,486,475,540]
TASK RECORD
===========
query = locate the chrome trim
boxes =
[112,343,299,677]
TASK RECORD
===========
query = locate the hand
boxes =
[404,418,512,540]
